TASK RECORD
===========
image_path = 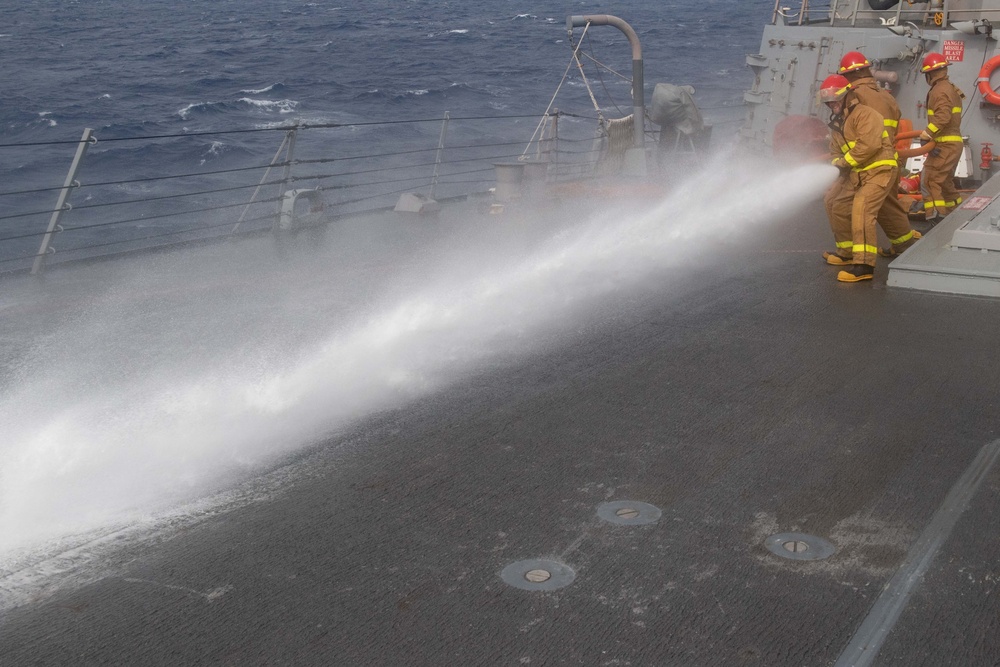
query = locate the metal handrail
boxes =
[0,99,744,274]
[773,0,1000,27]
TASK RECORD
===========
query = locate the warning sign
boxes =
[943,40,965,62]
[961,196,993,211]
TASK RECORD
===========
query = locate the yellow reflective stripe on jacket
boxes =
[844,152,860,167]
[927,122,940,133]
[927,110,934,115]
[857,158,896,172]
[924,199,947,209]
[936,135,963,142]
[952,106,962,113]
[891,231,915,245]
[852,243,879,255]
[845,135,885,146]
[884,119,899,128]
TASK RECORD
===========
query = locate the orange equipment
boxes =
[977,56,1000,106]
[899,173,920,194]
[894,130,936,159]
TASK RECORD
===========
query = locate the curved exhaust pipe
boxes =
[567,14,645,159]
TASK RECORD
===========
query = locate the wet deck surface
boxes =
[2,197,1000,666]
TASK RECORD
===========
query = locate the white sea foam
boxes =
[178,101,210,120]
[449,29,469,34]
[240,84,280,94]
[239,97,299,113]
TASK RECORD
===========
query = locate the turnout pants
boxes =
[849,166,893,267]
[922,141,964,218]
[826,165,916,259]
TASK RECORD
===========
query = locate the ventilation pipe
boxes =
[567,14,646,175]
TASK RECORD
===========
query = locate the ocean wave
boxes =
[178,102,214,120]
[354,81,509,105]
[178,97,300,120]
[238,98,299,114]
[240,83,285,94]
[144,45,179,59]
[354,88,430,102]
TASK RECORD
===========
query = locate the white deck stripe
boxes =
[834,439,1000,667]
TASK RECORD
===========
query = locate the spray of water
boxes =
[0,160,836,554]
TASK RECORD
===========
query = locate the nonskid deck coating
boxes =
[1,199,999,666]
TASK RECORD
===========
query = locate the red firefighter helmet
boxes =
[921,52,950,73]
[838,51,871,74]
[818,74,852,103]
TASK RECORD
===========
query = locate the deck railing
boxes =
[0,104,744,275]
[0,113,582,274]
[772,0,1000,28]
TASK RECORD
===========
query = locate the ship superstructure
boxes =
[743,0,1000,295]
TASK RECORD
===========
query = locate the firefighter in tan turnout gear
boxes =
[819,74,897,283]
[919,52,965,223]
[826,51,920,260]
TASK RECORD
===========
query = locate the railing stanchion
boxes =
[429,111,449,201]
[552,109,560,178]
[231,132,290,235]
[275,122,299,231]
[32,128,94,275]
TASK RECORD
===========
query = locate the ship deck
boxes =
[1,191,999,666]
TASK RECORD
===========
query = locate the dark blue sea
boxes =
[1,0,774,268]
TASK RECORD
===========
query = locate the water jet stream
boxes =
[0,160,835,557]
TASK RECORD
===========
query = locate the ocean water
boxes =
[0,0,773,265]
[3,0,770,136]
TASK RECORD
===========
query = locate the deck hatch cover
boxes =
[597,500,662,525]
[500,559,575,591]
[765,532,836,561]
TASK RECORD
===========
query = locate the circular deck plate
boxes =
[764,532,836,561]
[500,559,576,591]
[597,500,662,526]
